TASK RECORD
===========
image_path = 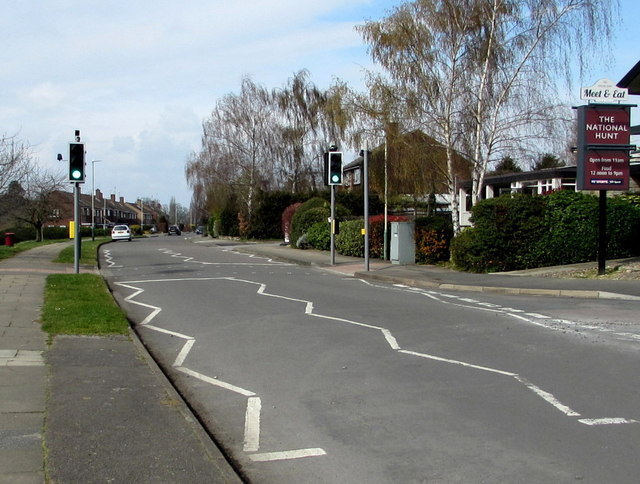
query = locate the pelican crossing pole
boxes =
[68,131,86,274]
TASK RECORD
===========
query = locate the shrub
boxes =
[451,193,547,272]
[281,203,302,244]
[414,216,453,264]
[450,228,486,272]
[291,204,330,248]
[306,221,331,251]
[335,219,364,257]
[451,190,640,272]
[290,197,351,248]
[248,190,299,240]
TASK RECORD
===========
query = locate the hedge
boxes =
[451,190,640,272]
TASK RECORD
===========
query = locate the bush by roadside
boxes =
[451,190,640,273]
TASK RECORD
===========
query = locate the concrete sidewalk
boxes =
[0,244,242,484]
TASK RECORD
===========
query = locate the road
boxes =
[101,235,640,483]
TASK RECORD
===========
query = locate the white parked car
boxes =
[111,225,132,242]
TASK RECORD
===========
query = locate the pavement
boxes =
[1,239,639,483]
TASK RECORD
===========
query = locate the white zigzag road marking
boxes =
[102,249,122,268]
[116,272,636,462]
[116,276,325,461]
[360,280,639,425]
[158,247,295,266]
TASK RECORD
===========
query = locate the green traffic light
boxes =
[71,169,82,179]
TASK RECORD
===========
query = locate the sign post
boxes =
[575,101,635,274]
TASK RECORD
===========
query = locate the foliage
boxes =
[54,238,108,266]
[336,190,383,216]
[282,202,302,243]
[248,190,299,240]
[335,219,364,257]
[491,156,522,175]
[218,194,240,237]
[451,190,640,272]
[0,240,61,261]
[618,193,640,207]
[291,205,330,248]
[414,216,453,264]
[533,153,566,171]
[306,221,331,251]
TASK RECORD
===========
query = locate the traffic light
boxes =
[327,151,343,185]
[69,143,85,182]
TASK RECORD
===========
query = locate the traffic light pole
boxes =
[73,182,81,274]
[330,184,336,265]
[363,141,369,272]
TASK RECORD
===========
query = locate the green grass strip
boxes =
[54,237,109,265]
[42,273,130,336]
[0,240,62,261]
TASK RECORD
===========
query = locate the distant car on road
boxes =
[195,226,204,235]
[167,225,181,236]
[111,225,132,242]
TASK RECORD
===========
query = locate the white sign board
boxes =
[580,78,629,103]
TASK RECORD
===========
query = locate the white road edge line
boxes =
[249,448,328,462]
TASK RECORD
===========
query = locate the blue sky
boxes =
[1,0,638,210]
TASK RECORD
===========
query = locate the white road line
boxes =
[399,350,517,377]
[514,376,581,417]
[249,448,327,462]
[578,418,639,426]
[176,367,256,397]
[244,397,262,452]
[173,338,195,367]
[116,271,638,462]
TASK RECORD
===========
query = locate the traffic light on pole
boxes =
[328,151,343,185]
[69,143,85,182]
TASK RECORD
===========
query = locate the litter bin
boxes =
[4,232,15,247]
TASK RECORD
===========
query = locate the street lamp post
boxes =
[91,160,102,241]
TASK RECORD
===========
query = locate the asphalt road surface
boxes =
[102,235,640,483]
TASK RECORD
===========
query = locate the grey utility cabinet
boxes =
[390,221,415,265]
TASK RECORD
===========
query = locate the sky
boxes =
[2,0,638,211]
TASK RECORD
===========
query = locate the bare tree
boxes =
[12,167,65,241]
[272,70,328,192]
[0,133,31,196]
[358,0,618,232]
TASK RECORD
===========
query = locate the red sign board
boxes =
[576,105,632,191]
[583,149,629,190]
[584,107,630,145]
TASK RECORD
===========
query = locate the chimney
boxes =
[110,194,116,202]
[95,189,103,200]
[119,196,125,204]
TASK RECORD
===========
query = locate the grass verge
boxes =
[54,237,109,265]
[42,273,130,336]
[0,240,62,261]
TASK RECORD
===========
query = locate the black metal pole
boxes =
[330,184,336,265]
[598,190,607,276]
[74,182,81,274]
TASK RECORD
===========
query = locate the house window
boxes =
[538,179,553,194]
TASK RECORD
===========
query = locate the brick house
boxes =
[47,188,158,228]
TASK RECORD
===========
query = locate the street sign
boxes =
[576,104,634,190]
[580,78,629,103]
